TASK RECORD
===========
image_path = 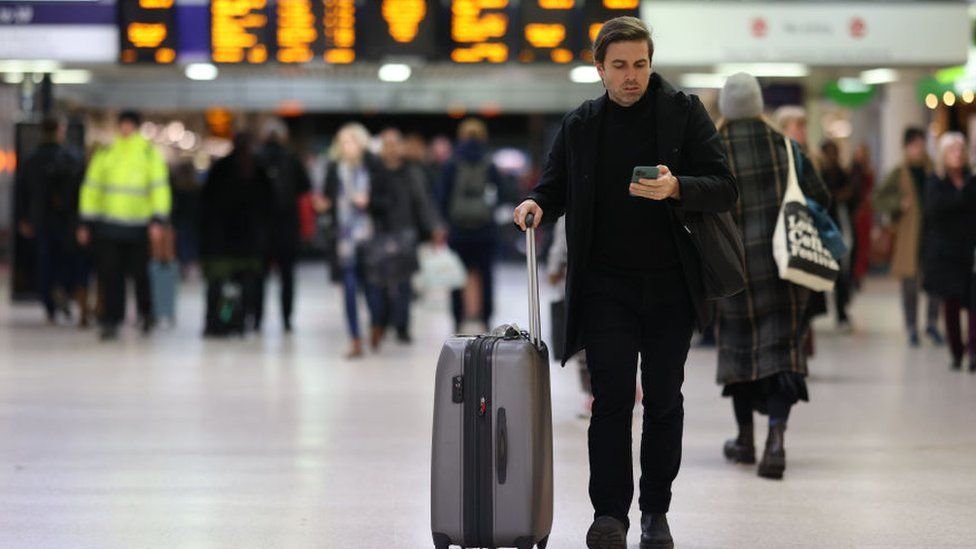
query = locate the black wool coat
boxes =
[527,73,738,364]
[923,173,976,303]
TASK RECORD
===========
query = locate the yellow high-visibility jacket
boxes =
[79,134,170,228]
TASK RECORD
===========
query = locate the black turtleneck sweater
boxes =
[591,91,680,274]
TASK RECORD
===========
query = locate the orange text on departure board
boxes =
[324,0,355,63]
[539,0,573,9]
[382,0,427,43]
[139,0,174,8]
[451,0,509,63]
[524,23,565,49]
[603,0,638,8]
[212,0,269,64]
[127,22,167,48]
[277,0,316,63]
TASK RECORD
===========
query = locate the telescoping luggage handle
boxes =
[524,213,542,347]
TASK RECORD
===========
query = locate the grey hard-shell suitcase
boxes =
[431,215,553,549]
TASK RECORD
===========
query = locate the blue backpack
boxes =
[792,140,849,261]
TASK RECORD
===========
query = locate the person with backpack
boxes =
[17,116,89,326]
[78,110,170,341]
[200,132,273,337]
[437,118,502,334]
[255,119,312,333]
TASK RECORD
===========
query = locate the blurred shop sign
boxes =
[643,1,969,66]
[0,0,116,62]
[119,0,177,64]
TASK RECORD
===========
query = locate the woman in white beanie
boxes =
[714,73,832,480]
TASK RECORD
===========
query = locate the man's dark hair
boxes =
[118,110,142,126]
[904,127,925,147]
[40,115,63,140]
[593,16,654,65]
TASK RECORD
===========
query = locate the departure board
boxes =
[277,0,323,63]
[119,0,177,64]
[581,0,640,62]
[323,0,356,64]
[518,0,574,64]
[451,0,512,64]
[200,0,644,66]
[358,0,438,61]
[211,0,273,64]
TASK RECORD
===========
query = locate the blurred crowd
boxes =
[14,99,976,373]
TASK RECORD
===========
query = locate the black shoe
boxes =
[908,330,920,348]
[396,331,413,344]
[968,357,976,373]
[141,317,155,336]
[99,325,119,341]
[640,513,674,549]
[925,326,945,346]
[723,423,756,464]
[951,359,963,371]
[758,423,786,480]
[586,516,627,549]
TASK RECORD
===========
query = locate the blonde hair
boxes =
[773,105,806,132]
[935,131,967,178]
[457,118,488,142]
[329,122,371,163]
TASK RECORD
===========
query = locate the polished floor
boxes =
[0,265,974,548]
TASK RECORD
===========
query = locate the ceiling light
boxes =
[185,63,218,81]
[2,73,24,84]
[680,73,727,89]
[0,60,62,73]
[717,63,809,78]
[569,66,601,84]
[860,68,898,85]
[51,70,92,85]
[378,63,411,83]
[944,91,956,106]
[837,77,871,94]
[925,93,939,109]
[963,90,975,103]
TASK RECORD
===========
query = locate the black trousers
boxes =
[583,268,695,527]
[255,253,296,328]
[449,238,496,328]
[96,236,151,327]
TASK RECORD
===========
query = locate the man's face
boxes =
[119,120,137,137]
[596,40,651,107]
[783,119,807,147]
[905,138,926,164]
[381,132,403,167]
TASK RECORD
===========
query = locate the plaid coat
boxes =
[715,119,831,386]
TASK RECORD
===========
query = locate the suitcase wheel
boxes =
[537,535,549,549]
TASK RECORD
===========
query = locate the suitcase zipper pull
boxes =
[479,397,488,416]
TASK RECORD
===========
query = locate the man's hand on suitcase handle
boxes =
[514,200,542,231]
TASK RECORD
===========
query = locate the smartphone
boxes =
[631,165,660,183]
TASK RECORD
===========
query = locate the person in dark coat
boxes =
[923,132,976,371]
[436,118,503,333]
[16,116,89,326]
[200,132,273,336]
[714,73,832,481]
[255,120,312,333]
[368,128,446,347]
[514,17,736,549]
[319,122,382,359]
[820,139,857,332]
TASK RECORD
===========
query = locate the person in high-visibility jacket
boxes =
[77,110,171,340]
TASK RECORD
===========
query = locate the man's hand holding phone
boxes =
[630,165,681,201]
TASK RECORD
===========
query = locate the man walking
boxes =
[514,17,736,549]
[78,110,170,341]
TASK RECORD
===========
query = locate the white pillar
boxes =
[879,78,927,174]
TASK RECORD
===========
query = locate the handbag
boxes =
[790,140,849,261]
[683,209,746,300]
[773,136,842,291]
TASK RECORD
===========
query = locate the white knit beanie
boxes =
[719,72,764,121]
